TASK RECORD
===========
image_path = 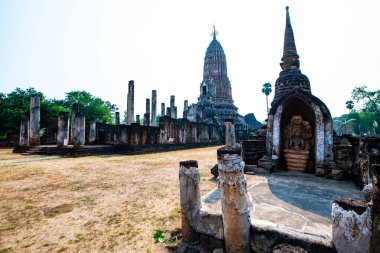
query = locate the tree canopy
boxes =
[335,85,380,135]
[0,88,116,137]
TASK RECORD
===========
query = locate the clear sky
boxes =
[0,0,379,122]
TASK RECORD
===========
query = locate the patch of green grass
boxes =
[81,197,95,203]
[43,204,74,218]
[168,206,181,220]
[0,248,12,253]
[69,181,85,191]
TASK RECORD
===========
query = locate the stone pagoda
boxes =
[187,26,245,128]
[259,7,334,175]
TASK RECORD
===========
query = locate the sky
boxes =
[0,0,379,122]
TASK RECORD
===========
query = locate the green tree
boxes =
[0,88,42,136]
[345,100,354,111]
[352,85,380,127]
[62,91,116,123]
[261,83,272,113]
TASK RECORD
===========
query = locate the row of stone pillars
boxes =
[125,80,190,126]
[179,119,251,253]
[20,98,90,147]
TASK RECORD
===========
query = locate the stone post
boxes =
[72,112,85,147]
[183,100,188,118]
[57,112,69,147]
[332,198,372,253]
[173,106,177,119]
[179,160,200,243]
[144,98,150,126]
[161,103,165,117]
[70,103,80,143]
[136,115,140,125]
[19,120,29,146]
[115,112,120,125]
[29,95,40,146]
[144,113,150,126]
[88,119,96,144]
[170,95,175,118]
[166,107,171,117]
[224,119,236,146]
[371,164,380,253]
[151,90,157,126]
[217,146,250,253]
[127,80,135,125]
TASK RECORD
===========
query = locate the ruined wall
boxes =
[158,116,221,145]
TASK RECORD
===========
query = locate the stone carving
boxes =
[284,115,312,172]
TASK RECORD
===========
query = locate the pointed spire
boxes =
[211,24,219,40]
[281,6,300,71]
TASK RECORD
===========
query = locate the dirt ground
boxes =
[0,146,221,253]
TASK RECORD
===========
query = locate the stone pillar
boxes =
[161,103,165,117]
[179,160,200,243]
[72,112,85,147]
[173,106,177,119]
[127,80,134,125]
[371,164,380,253]
[166,107,171,117]
[136,115,140,125]
[115,112,120,125]
[88,119,96,144]
[19,120,29,146]
[224,119,236,146]
[170,95,175,118]
[183,100,188,118]
[70,103,80,143]
[151,90,157,126]
[57,112,69,147]
[29,95,40,146]
[217,146,250,253]
[332,198,372,253]
[144,113,150,126]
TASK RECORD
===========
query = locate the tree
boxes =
[345,100,354,111]
[352,85,380,127]
[261,83,272,113]
[62,91,117,123]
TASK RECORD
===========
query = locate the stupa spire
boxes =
[211,24,219,40]
[280,6,300,71]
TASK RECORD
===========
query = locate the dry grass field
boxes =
[0,146,221,253]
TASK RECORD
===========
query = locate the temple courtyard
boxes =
[0,146,361,252]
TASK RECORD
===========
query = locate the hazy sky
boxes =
[0,0,379,122]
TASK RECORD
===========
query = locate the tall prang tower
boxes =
[187,26,245,127]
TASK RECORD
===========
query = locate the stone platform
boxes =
[202,171,362,240]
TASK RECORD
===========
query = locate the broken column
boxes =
[115,111,120,125]
[170,95,176,119]
[19,120,29,146]
[166,107,171,117]
[72,112,85,147]
[57,112,69,147]
[144,98,150,126]
[332,198,372,253]
[126,80,135,125]
[136,115,140,125]
[179,160,201,243]
[183,100,188,118]
[224,119,236,146]
[161,103,165,117]
[151,90,157,126]
[217,120,250,253]
[29,95,40,146]
[88,119,96,144]
[70,103,80,143]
